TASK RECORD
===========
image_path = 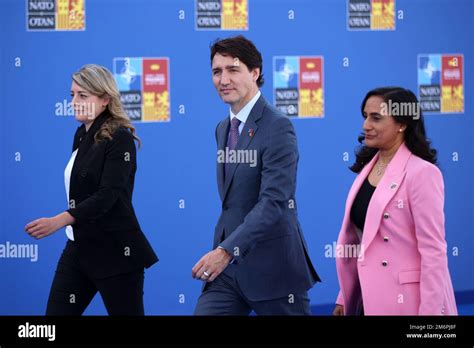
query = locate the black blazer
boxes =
[66,111,158,279]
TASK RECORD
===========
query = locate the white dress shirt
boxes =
[64,149,78,241]
[229,90,261,135]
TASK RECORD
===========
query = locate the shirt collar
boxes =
[229,90,261,124]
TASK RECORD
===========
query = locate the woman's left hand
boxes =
[25,212,75,239]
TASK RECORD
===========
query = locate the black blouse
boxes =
[350,177,376,232]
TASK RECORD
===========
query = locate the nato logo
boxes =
[114,57,170,122]
[418,54,464,114]
[195,0,248,30]
[27,0,85,31]
[274,56,324,118]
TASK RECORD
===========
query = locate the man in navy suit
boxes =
[192,36,320,315]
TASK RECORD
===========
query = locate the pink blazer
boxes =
[335,143,457,315]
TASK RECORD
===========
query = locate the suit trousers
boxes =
[194,264,311,315]
[46,240,145,316]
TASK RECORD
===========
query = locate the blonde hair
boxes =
[72,64,141,148]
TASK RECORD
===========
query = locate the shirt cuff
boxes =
[217,246,235,264]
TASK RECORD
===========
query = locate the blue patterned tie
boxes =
[225,117,241,178]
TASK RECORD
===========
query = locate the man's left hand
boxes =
[192,248,232,282]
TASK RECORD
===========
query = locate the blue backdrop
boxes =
[0,0,472,315]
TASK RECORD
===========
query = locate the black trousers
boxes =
[46,240,145,316]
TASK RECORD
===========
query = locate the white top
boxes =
[64,149,78,241]
[229,90,261,135]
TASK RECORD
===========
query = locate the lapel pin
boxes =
[390,182,398,190]
[248,129,254,137]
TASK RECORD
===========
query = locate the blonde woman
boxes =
[25,64,158,315]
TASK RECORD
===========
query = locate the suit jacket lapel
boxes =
[221,95,264,201]
[339,152,379,244]
[361,142,412,252]
[70,111,110,181]
[216,118,230,201]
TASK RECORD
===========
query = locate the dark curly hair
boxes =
[350,87,437,173]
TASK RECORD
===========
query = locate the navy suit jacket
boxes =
[214,95,320,301]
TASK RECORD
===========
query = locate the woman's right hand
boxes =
[333,304,344,316]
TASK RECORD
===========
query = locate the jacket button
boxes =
[383,212,390,219]
[382,260,388,267]
[80,169,87,178]
[383,236,389,242]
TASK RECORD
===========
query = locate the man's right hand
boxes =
[333,304,344,316]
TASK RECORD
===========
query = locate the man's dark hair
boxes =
[210,35,264,87]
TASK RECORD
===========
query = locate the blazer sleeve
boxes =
[409,163,449,315]
[66,129,135,222]
[220,116,297,260]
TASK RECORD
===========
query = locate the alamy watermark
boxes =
[381,100,420,120]
[18,322,55,341]
[55,99,96,118]
[325,241,364,260]
[217,148,257,168]
[0,241,38,262]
